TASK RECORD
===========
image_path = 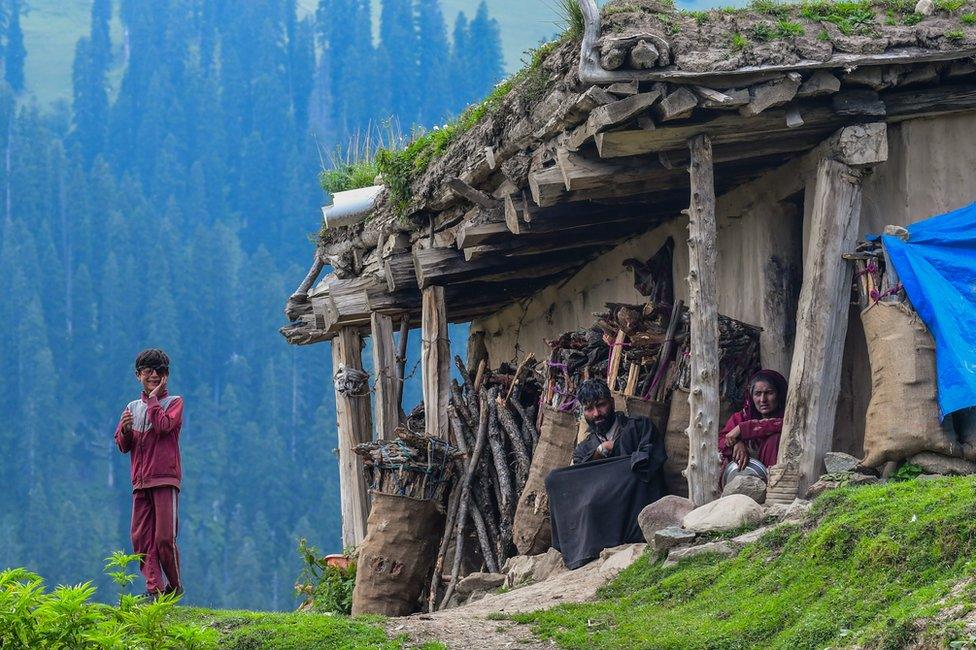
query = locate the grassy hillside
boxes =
[514,476,976,649]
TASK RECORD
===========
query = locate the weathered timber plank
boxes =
[414,246,590,288]
[370,312,400,439]
[685,134,722,507]
[422,286,451,441]
[768,158,866,502]
[456,219,511,249]
[384,251,418,292]
[333,327,372,547]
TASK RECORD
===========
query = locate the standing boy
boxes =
[114,348,184,599]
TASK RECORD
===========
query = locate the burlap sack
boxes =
[662,389,733,497]
[861,301,958,467]
[663,388,691,497]
[513,406,578,556]
[351,492,444,616]
[575,391,669,444]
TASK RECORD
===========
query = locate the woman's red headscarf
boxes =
[739,369,788,420]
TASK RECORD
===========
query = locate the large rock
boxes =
[502,548,567,588]
[681,494,764,533]
[638,495,695,542]
[456,572,506,595]
[664,541,736,567]
[824,451,860,474]
[910,452,976,476]
[721,475,767,504]
[653,526,696,554]
[599,543,647,579]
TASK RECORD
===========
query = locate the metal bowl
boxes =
[722,458,769,488]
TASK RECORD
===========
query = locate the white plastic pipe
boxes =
[322,185,383,228]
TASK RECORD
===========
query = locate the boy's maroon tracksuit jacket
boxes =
[114,390,184,594]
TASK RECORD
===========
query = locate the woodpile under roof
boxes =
[282,0,976,344]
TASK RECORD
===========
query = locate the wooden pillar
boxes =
[332,326,372,548]
[422,286,451,440]
[767,159,866,503]
[370,312,399,439]
[757,201,802,377]
[685,134,722,506]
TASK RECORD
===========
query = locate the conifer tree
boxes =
[4,0,25,92]
[416,0,451,127]
[468,1,505,101]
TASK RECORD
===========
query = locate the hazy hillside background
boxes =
[4,0,738,614]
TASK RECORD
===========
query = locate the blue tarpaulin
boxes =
[881,202,976,419]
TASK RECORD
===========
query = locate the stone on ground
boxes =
[638,495,695,542]
[598,543,647,579]
[730,524,777,547]
[653,526,696,553]
[502,548,566,588]
[722,475,767,504]
[824,451,860,474]
[664,540,736,566]
[910,452,976,476]
[456,572,506,595]
[681,494,764,533]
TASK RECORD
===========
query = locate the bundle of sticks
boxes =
[543,300,688,410]
[428,355,543,611]
[845,237,906,309]
[671,313,762,405]
[354,426,461,503]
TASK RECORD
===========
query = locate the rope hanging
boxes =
[334,364,370,397]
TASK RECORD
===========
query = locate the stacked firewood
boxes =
[671,314,762,405]
[429,355,543,610]
[354,426,461,503]
[543,300,687,409]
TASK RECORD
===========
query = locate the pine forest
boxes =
[0,0,507,611]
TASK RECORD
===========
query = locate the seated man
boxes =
[545,378,667,569]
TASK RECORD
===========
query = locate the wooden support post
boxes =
[332,326,372,548]
[685,134,722,506]
[767,158,867,503]
[422,286,451,440]
[395,316,409,422]
[370,312,399,439]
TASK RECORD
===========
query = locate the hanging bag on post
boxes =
[513,405,578,556]
[351,492,444,616]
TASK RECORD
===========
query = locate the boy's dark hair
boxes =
[576,378,612,407]
[135,348,170,375]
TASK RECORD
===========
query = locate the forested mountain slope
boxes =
[0,0,502,611]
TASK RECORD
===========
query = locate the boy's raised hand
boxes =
[120,408,133,433]
[149,375,168,399]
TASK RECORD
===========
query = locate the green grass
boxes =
[963,12,976,22]
[171,607,445,650]
[947,28,966,39]
[800,0,877,34]
[730,31,750,50]
[511,477,976,649]
[375,37,560,214]
[937,0,966,11]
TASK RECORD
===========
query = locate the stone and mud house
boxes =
[279,0,976,580]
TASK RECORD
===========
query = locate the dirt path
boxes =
[389,545,643,648]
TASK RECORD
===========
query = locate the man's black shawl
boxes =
[545,412,667,569]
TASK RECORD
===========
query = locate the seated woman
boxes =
[718,369,789,473]
[545,378,667,569]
